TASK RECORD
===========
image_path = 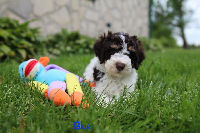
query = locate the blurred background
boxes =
[0,0,149,37]
[0,0,199,62]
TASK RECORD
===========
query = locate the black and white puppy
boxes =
[84,32,145,103]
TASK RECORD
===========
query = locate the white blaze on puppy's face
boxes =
[119,34,129,54]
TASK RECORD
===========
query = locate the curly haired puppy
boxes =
[84,32,145,104]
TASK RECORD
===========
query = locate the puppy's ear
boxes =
[93,39,104,63]
[131,36,145,69]
[94,31,112,64]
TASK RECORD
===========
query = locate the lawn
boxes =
[0,49,200,133]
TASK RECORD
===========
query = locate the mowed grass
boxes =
[0,49,200,133]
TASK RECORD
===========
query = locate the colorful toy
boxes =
[19,57,89,108]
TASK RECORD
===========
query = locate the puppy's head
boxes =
[94,31,145,77]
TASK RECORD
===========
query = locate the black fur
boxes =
[127,35,145,69]
[93,67,105,81]
[93,31,145,70]
[94,32,122,64]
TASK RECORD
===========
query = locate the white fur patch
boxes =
[119,34,129,54]
[83,57,99,82]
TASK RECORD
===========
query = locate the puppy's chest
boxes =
[94,74,134,97]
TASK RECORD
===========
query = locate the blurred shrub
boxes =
[0,18,45,62]
[140,37,177,51]
[0,18,95,62]
[45,29,95,56]
[158,37,177,48]
[140,37,163,51]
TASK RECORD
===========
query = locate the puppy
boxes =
[84,31,145,104]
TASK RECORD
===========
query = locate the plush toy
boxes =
[19,57,89,108]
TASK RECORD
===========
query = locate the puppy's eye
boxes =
[110,44,121,49]
[128,46,136,52]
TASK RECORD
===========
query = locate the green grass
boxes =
[0,49,200,133]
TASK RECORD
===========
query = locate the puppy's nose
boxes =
[116,62,125,71]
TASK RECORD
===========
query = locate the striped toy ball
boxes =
[23,59,40,80]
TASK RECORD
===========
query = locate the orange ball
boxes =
[70,92,83,106]
[42,89,49,98]
[89,82,96,87]
[71,92,90,108]
[49,88,71,106]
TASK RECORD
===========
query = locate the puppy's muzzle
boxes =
[116,62,125,71]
